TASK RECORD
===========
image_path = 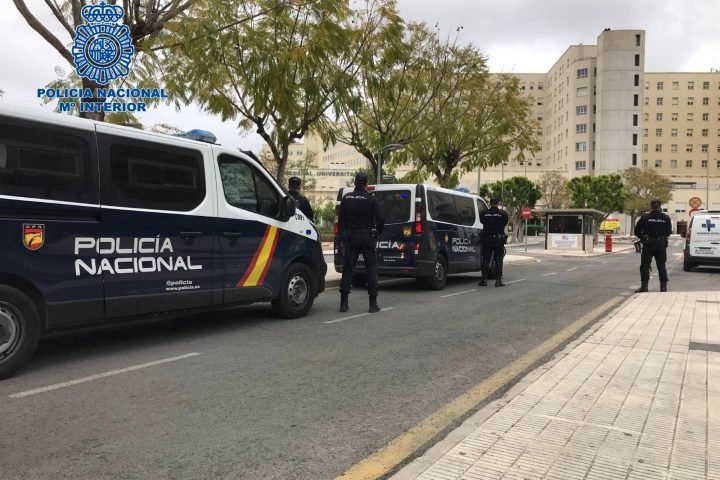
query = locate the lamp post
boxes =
[375,143,404,185]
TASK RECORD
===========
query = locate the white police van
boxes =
[0,105,326,378]
[683,210,720,271]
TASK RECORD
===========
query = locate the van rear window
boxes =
[373,190,411,224]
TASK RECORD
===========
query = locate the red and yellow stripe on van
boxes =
[237,225,280,287]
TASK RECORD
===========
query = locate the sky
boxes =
[1,0,719,153]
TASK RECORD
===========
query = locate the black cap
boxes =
[650,198,661,209]
[288,176,301,189]
[490,197,500,206]
[355,172,369,186]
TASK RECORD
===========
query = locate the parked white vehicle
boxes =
[683,211,720,271]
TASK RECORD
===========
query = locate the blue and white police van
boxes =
[0,105,326,378]
[334,184,488,290]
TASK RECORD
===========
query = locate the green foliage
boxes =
[623,167,673,226]
[537,171,569,209]
[314,201,337,228]
[479,176,541,242]
[567,174,628,239]
[105,112,143,129]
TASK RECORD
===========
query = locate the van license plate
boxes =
[695,248,715,255]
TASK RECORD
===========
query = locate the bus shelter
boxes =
[542,209,604,253]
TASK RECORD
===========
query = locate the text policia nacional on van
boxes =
[37,88,169,113]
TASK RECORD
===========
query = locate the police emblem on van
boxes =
[23,224,45,251]
[403,227,412,237]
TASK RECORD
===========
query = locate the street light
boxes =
[375,143,404,185]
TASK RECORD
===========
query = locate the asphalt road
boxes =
[1,239,717,480]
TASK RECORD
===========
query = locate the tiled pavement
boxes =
[393,292,720,480]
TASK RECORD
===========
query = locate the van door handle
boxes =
[223,232,244,238]
[180,231,203,238]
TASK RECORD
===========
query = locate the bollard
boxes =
[605,233,612,252]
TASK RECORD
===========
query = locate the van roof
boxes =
[346,183,484,200]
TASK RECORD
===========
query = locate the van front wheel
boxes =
[0,285,41,380]
[272,263,315,319]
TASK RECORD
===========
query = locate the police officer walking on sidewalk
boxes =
[634,198,672,292]
[479,197,509,287]
[339,172,385,313]
[288,176,314,222]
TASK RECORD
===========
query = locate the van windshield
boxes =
[373,190,412,224]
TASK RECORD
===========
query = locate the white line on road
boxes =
[505,279,527,285]
[541,272,558,276]
[324,307,396,325]
[586,265,597,268]
[566,268,578,271]
[9,352,202,399]
[441,289,477,298]
[673,240,683,247]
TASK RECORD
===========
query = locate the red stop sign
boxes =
[521,207,532,219]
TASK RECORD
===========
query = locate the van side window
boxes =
[454,196,476,226]
[0,120,97,203]
[428,191,457,223]
[476,199,488,214]
[218,154,279,217]
[105,141,205,211]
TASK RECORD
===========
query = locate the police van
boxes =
[683,210,720,271]
[0,105,326,379]
[333,184,488,290]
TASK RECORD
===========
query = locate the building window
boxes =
[644,112,649,121]
[635,33,641,46]
[576,105,587,115]
[675,202,686,213]
[632,154,637,166]
[645,97,649,106]
[672,97,679,106]
[634,74,640,87]
[643,129,648,137]
[575,142,587,152]
[656,128,663,137]
[688,97,694,105]
[688,81,694,90]
[657,81,664,90]
[687,113,694,121]
[672,113,678,121]
[576,124,587,133]
[633,134,638,145]
[538,83,544,90]
[702,144,709,153]
[577,68,588,78]
[633,114,638,126]
[655,159,662,168]
[642,159,648,168]
[703,81,710,89]
[703,113,709,121]
[702,160,708,168]
[656,97,663,106]
[671,144,678,152]
[635,54,640,66]
[687,129,694,137]
[575,161,587,170]
[633,94,639,106]
[671,129,678,137]
[686,160,693,168]
[577,87,588,97]
[655,144,662,152]
[703,97,710,105]
[702,129,709,137]
[656,113,663,121]
[645,81,650,90]
[671,159,677,168]
[643,144,649,152]
[672,81,679,90]
[686,144,693,152]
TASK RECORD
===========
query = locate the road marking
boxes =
[673,240,683,247]
[586,265,597,268]
[9,353,202,399]
[441,289,477,298]
[324,307,396,324]
[566,268,578,272]
[336,295,628,480]
[672,253,682,256]
[505,279,527,285]
[541,272,558,276]
[533,414,640,435]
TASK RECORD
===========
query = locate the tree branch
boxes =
[14,0,74,65]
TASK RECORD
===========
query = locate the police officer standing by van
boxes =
[479,197,509,287]
[288,176,314,222]
[339,172,385,313]
[634,198,672,292]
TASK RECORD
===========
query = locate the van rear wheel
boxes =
[272,263,315,319]
[0,285,41,380]
[422,255,448,290]
[683,259,694,272]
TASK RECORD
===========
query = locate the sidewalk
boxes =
[393,291,720,480]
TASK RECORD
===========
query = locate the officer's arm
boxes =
[665,216,672,237]
[502,212,509,228]
[372,197,385,234]
[302,199,314,222]
[634,218,643,238]
[339,200,346,230]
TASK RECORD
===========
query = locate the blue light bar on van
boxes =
[173,129,217,144]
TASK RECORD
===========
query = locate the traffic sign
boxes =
[689,197,702,209]
[521,207,532,219]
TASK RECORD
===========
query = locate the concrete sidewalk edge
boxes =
[390,293,634,480]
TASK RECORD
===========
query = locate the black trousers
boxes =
[340,234,379,296]
[640,248,668,283]
[482,242,505,280]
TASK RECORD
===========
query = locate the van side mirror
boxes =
[280,195,296,221]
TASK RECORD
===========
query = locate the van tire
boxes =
[683,259,694,272]
[423,255,448,290]
[272,263,315,319]
[0,285,41,380]
[351,274,368,288]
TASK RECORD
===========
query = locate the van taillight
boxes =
[414,242,420,255]
[686,228,691,243]
[333,206,341,235]
[415,212,423,233]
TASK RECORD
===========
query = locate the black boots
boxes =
[340,293,349,312]
[635,282,648,293]
[369,296,380,313]
[660,282,667,292]
[478,278,487,286]
[495,279,505,287]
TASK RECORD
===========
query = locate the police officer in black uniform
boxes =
[634,198,672,292]
[339,173,385,313]
[288,176,314,222]
[479,197,509,287]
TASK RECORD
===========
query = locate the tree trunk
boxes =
[78,78,106,122]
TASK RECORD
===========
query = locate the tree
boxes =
[314,201,336,229]
[287,150,318,193]
[397,70,539,188]
[479,176,541,243]
[567,174,628,239]
[13,0,201,120]
[322,19,474,174]
[537,171,569,209]
[165,0,391,185]
[623,167,673,229]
